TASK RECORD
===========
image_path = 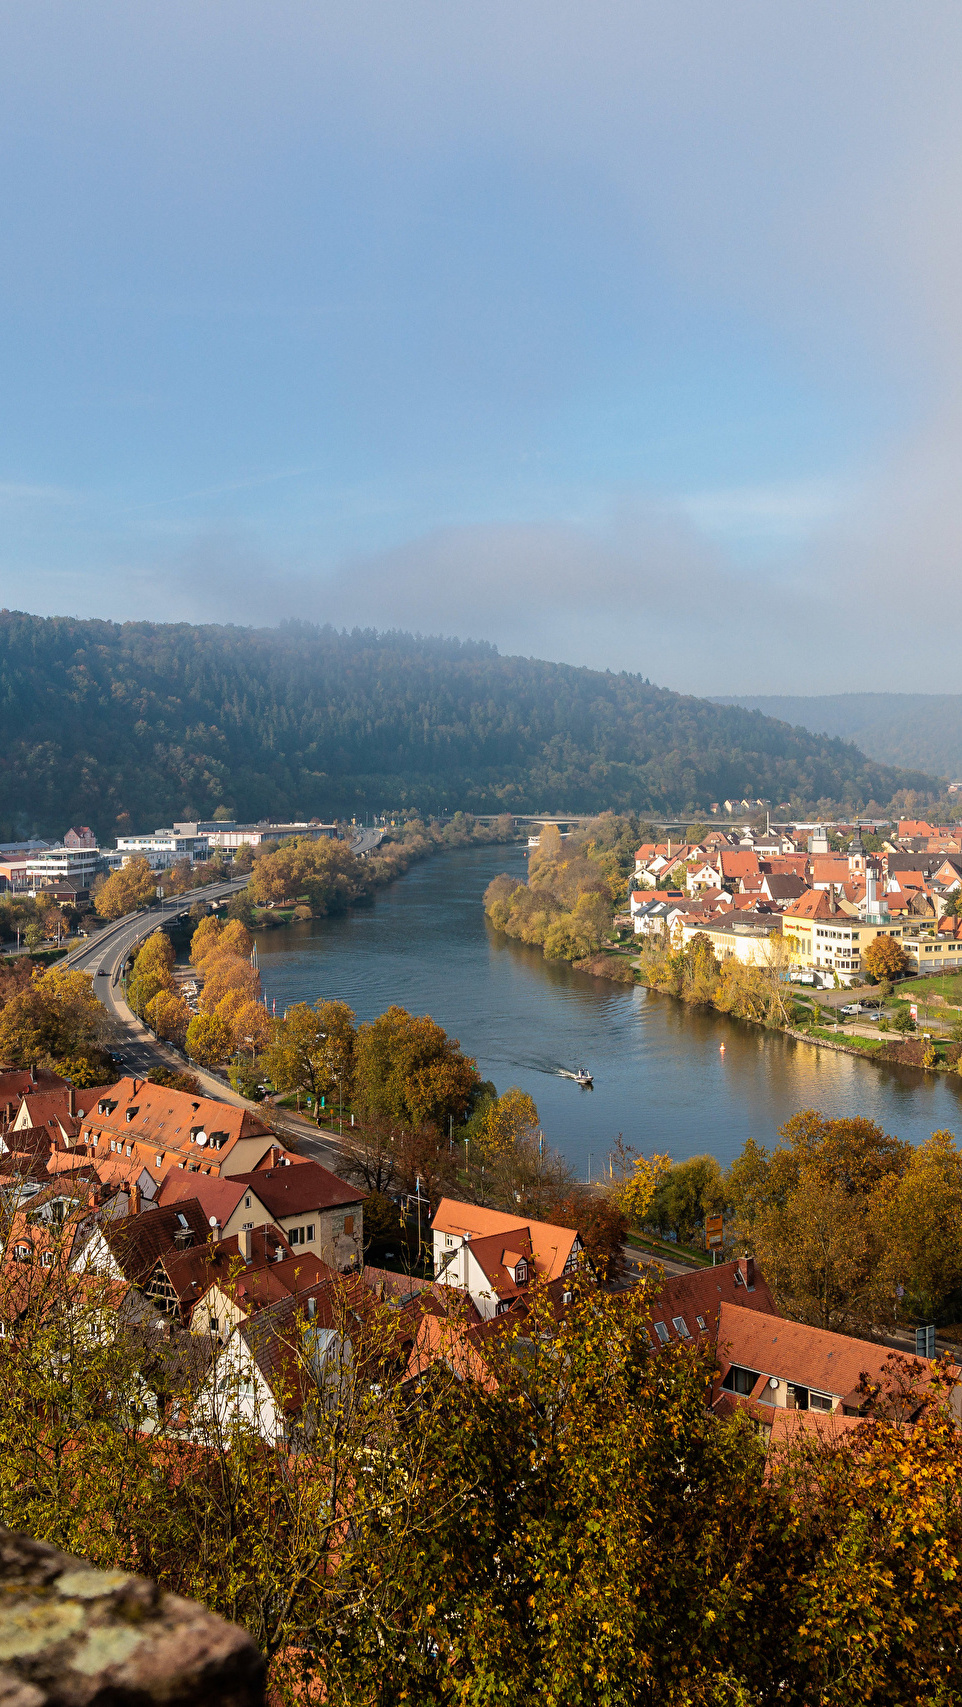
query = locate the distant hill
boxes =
[716,695,960,781]
[0,612,938,840]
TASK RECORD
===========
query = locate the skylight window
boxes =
[672,1316,690,1338]
[696,1315,707,1331]
[653,1321,670,1344]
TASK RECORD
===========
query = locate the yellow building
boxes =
[782,890,905,985]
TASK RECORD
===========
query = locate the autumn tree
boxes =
[189,914,223,965]
[879,1129,962,1321]
[0,965,111,1076]
[607,1138,672,1227]
[353,1005,481,1132]
[863,934,908,982]
[727,1112,911,1333]
[94,856,156,920]
[246,837,365,916]
[185,1012,233,1067]
[127,931,176,1017]
[261,999,357,1111]
[473,1087,539,1162]
[144,989,191,1046]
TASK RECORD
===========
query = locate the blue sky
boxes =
[0,2,958,690]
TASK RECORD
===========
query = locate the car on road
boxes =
[96,968,108,976]
[840,1002,867,1015]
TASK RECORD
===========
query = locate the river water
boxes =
[254,843,962,1176]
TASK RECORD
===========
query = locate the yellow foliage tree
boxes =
[189,916,223,966]
[144,989,191,1046]
[608,1141,672,1227]
[94,857,156,920]
[475,1088,539,1161]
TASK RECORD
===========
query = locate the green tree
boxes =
[354,1005,481,1131]
[649,1154,724,1244]
[261,999,356,1110]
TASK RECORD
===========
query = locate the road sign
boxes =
[705,1215,724,1249]
[910,1003,918,1021]
[916,1324,936,1358]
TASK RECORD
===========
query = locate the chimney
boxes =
[209,1218,221,1243]
[68,1087,76,1119]
[240,1226,252,1264]
[307,1296,317,1319]
[130,1183,141,1217]
[737,1255,755,1290]
[29,1065,36,1085]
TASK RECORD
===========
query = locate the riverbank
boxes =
[249,815,520,928]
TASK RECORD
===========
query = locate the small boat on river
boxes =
[573,1067,593,1088]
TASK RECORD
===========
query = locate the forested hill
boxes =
[0,612,938,839]
[716,693,962,780]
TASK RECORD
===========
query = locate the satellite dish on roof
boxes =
[195,1131,208,1147]
[208,1216,219,1228]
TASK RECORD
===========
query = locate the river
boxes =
[254,843,962,1176]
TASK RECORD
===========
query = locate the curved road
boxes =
[64,876,250,1080]
[64,876,344,1167]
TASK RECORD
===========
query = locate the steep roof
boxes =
[714,1301,924,1407]
[79,1077,273,1173]
[0,1067,68,1107]
[231,1160,364,1217]
[157,1171,261,1226]
[160,1224,294,1314]
[432,1199,579,1283]
[647,1258,778,1349]
[717,851,762,880]
[783,888,838,922]
[100,1199,213,1286]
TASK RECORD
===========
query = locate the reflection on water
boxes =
[254,843,962,1176]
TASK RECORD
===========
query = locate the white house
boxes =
[431,1200,581,1321]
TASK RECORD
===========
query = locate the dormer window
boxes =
[126,1108,138,1124]
[514,1262,527,1284]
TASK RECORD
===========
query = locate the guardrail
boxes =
[61,876,251,971]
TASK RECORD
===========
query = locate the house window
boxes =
[343,1216,352,1237]
[155,1156,163,1168]
[672,1316,690,1338]
[722,1365,761,1396]
[653,1321,670,1344]
[243,1221,253,1231]
[445,1234,454,1247]
[810,1391,833,1413]
[695,1315,707,1331]
[307,1224,316,1241]
[515,1262,527,1283]
[245,1196,251,1209]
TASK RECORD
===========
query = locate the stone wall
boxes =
[0,1527,265,1706]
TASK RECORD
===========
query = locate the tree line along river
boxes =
[253,842,962,1177]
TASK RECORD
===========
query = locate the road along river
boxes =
[252,845,962,1178]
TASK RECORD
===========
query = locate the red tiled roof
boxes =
[647,1259,778,1349]
[231,1160,363,1217]
[432,1199,579,1284]
[713,1301,934,1407]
